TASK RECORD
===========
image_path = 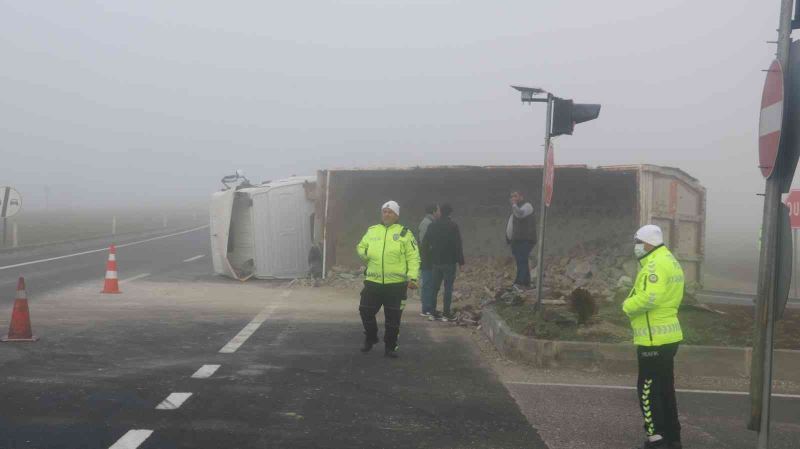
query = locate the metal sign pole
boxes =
[751,2,794,446]
[795,228,798,299]
[534,93,553,315]
[322,170,331,280]
[0,186,8,247]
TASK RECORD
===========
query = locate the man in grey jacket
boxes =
[419,204,436,243]
[418,204,438,316]
[506,191,537,288]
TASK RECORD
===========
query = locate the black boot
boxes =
[384,346,399,358]
[361,337,379,353]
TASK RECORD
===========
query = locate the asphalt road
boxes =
[0,230,543,449]
[698,289,800,309]
[0,226,210,303]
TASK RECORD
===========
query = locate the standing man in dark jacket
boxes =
[506,190,537,288]
[421,203,465,322]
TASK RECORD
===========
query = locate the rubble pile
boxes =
[288,265,366,289]
[450,234,652,329]
[455,235,630,296]
[291,236,662,330]
[539,236,638,303]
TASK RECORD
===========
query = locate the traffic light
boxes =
[551,97,601,137]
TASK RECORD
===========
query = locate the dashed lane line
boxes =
[183,254,206,262]
[219,290,290,354]
[0,225,209,271]
[119,273,150,284]
[109,290,287,446]
[191,364,221,379]
[155,392,193,410]
[108,429,153,449]
[218,307,277,353]
[505,381,800,399]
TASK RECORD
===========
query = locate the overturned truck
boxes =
[314,165,706,285]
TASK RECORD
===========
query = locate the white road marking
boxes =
[191,364,221,379]
[219,308,276,353]
[155,392,193,410]
[219,290,289,354]
[505,381,800,399]
[119,273,150,284]
[108,429,153,449]
[183,254,206,262]
[0,225,209,271]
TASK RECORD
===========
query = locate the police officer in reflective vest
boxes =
[357,201,421,358]
[623,225,684,449]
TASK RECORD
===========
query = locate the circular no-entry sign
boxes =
[760,59,784,179]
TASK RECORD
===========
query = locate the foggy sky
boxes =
[0,1,784,271]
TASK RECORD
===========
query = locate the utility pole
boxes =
[750,1,794,447]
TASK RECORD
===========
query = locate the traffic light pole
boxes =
[749,1,794,447]
[534,93,553,316]
[511,85,598,316]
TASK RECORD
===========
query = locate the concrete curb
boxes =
[481,307,800,381]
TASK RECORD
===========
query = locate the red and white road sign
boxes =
[544,143,555,207]
[759,59,785,179]
[786,190,800,229]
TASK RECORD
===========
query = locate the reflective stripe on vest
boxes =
[633,322,682,338]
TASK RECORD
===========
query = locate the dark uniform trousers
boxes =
[637,343,681,443]
[359,281,406,351]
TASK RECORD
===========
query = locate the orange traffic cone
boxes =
[1,277,38,342]
[101,245,121,294]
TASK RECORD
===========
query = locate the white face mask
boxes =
[634,243,647,258]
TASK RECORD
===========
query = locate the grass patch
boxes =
[494,301,800,349]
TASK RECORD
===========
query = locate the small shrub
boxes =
[568,288,598,325]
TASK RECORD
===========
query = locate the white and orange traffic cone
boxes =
[101,245,121,294]
[2,277,38,342]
